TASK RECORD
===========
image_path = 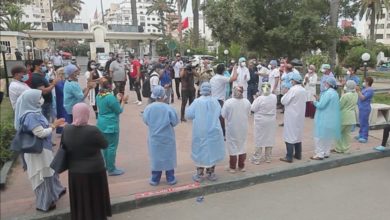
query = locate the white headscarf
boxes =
[14,89,42,129]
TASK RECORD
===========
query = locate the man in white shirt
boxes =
[50,51,63,70]
[172,53,183,100]
[9,65,31,109]
[268,60,280,95]
[148,63,162,104]
[210,64,238,137]
[233,57,250,99]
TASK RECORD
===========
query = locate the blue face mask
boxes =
[41,66,47,73]
[21,74,29,82]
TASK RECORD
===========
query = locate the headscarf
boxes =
[200,82,212,96]
[345,80,356,93]
[290,72,303,84]
[14,89,42,129]
[232,86,243,99]
[151,85,166,100]
[72,103,90,126]
[326,77,337,88]
[261,83,271,96]
[64,64,78,79]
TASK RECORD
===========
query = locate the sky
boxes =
[80,0,192,23]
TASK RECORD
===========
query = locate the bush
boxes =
[0,121,15,167]
[302,53,330,73]
[343,46,377,68]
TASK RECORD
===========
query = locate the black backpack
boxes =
[142,72,159,98]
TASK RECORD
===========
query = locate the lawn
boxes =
[372,93,390,105]
[356,70,390,79]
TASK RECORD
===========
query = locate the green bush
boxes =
[0,121,15,167]
[343,46,377,68]
[302,53,330,73]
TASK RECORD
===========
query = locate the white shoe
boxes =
[133,100,139,104]
[137,101,142,106]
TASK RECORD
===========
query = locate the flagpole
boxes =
[177,1,182,47]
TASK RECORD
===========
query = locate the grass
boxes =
[356,70,390,79]
[372,93,390,105]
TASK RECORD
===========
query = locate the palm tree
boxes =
[131,0,138,26]
[147,0,175,36]
[358,0,390,42]
[329,0,340,68]
[52,0,84,23]
[0,4,34,31]
[179,0,200,47]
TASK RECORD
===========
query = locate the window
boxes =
[152,18,155,21]
[147,24,150,26]
[140,11,144,14]
[388,13,390,20]
[26,15,29,18]
[153,29,156,32]
[147,29,150,32]
[376,34,384,39]
[376,24,385,29]
[0,41,11,53]
[158,30,161,32]
[124,17,129,20]
[140,16,145,21]
[147,17,150,21]
[157,18,160,21]
[387,23,390,28]
[41,9,44,13]
[387,34,390,39]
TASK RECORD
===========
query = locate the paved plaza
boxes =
[0,82,386,219]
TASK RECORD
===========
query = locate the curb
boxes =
[10,149,390,220]
[0,153,18,189]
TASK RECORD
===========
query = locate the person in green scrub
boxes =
[96,78,128,176]
[334,80,358,153]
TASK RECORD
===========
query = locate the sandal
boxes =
[310,156,323,160]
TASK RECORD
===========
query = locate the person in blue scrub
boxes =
[356,77,375,143]
[186,82,225,182]
[143,85,179,186]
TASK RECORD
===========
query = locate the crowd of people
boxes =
[6,50,389,220]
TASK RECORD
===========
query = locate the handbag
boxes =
[50,133,68,173]
[10,114,44,154]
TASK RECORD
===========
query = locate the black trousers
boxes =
[129,77,135,91]
[134,81,142,102]
[218,100,226,137]
[382,125,390,147]
[181,89,195,119]
[174,78,181,98]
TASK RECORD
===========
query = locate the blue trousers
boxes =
[151,170,175,183]
[285,142,302,161]
[359,107,371,140]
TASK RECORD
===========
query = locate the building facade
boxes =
[358,8,390,45]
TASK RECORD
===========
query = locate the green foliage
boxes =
[146,0,175,36]
[337,37,366,62]
[302,53,330,73]
[0,4,35,31]
[372,43,390,57]
[343,46,377,68]
[0,98,15,166]
[53,0,84,23]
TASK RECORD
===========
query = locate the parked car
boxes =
[97,53,110,67]
[61,51,72,59]
[191,55,217,63]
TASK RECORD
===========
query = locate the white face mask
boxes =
[91,65,96,69]
[362,82,366,87]
[346,71,351,75]
[240,62,246,67]
[39,97,44,106]
[267,64,272,69]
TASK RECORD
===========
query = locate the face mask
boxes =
[324,84,330,90]
[41,66,47,73]
[91,65,96,69]
[346,71,351,75]
[21,74,29,82]
[308,69,313,73]
[320,69,325,73]
[48,64,53,68]
[39,97,44,106]
[268,64,272,69]
[362,82,366,87]
[240,62,246,67]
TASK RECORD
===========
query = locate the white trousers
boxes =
[314,138,333,158]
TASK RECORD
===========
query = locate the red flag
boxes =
[181,17,189,30]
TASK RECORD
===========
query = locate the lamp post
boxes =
[361,52,370,80]
[25,45,31,61]
[186,49,190,56]
[223,49,229,65]
[1,45,9,97]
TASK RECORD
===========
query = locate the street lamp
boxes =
[361,52,370,80]
[25,45,31,61]
[224,49,229,65]
[1,45,9,97]
[186,49,190,56]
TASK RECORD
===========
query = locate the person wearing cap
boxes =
[311,77,341,160]
[233,57,250,99]
[186,82,225,182]
[280,72,307,163]
[319,64,335,94]
[63,64,94,123]
[30,59,59,121]
[179,61,196,122]
[334,80,358,153]
[356,77,375,143]
[303,64,318,118]
[210,63,238,137]
[221,86,251,173]
[96,78,129,176]
[268,60,280,96]
[9,65,30,109]
[143,85,179,186]
[250,83,277,165]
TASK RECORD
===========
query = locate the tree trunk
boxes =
[369,6,376,43]
[131,0,138,26]
[177,0,182,43]
[193,0,200,47]
[329,0,340,69]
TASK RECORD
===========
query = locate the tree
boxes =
[52,0,84,23]
[131,0,138,26]
[330,0,340,68]
[180,0,200,47]
[0,4,34,31]
[358,0,390,42]
[147,0,175,36]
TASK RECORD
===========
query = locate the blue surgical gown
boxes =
[143,102,179,171]
[185,96,225,167]
[314,88,341,140]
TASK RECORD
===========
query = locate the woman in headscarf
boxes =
[250,83,277,165]
[143,85,179,186]
[311,77,341,160]
[62,103,111,220]
[54,67,67,134]
[96,77,128,176]
[186,82,225,182]
[14,89,66,212]
[334,80,358,153]
[221,86,251,173]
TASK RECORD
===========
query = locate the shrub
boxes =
[343,46,377,68]
[0,121,15,167]
[302,53,330,73]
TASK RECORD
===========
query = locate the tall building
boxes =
[357,8,390,45]
[21,0,52,30]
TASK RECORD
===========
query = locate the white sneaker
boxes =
[133,100,139,104]
[137,101,142,106]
